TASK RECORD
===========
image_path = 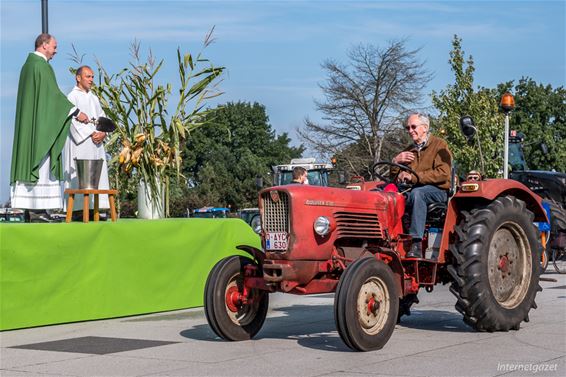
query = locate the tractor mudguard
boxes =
[454,178,548,222]
[236,245,265,265]
[436,178,549,264]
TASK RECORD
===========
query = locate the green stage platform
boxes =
[0,219,261,331]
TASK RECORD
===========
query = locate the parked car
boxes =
[191,207,230,219]
[238,208,261,233]
[0,208,25,223]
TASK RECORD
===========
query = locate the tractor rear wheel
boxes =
[334,257,398,351]
[204,256,269,340]
[448,196,541,331]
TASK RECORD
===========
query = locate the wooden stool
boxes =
[64,189,118,223]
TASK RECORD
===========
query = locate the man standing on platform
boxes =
[63,65,110,217]
[10,33,89,220]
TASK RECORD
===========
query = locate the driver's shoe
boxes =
[406,241,423,259]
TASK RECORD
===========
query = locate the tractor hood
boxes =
[258,185,405,260]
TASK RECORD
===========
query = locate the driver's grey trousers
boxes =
[405,185,448,240]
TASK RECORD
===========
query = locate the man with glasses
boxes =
[392,112,452,258]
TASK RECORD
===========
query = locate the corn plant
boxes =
[93,30,224,217]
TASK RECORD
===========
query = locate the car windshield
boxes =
[193,211,228,218]
[509,143,527,171]
[279,170,326,186]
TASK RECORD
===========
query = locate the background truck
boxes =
[272,158,334,186]
[508,130,566,269]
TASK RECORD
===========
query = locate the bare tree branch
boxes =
[298,40,432,178]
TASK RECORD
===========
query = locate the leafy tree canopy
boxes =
[177,101,304,212]
[497,78,566,172]
[432,35,504,178]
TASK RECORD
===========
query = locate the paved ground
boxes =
[1,272,565,377]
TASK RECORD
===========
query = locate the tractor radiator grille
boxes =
[334,211,383,239]
[261,191,289,233]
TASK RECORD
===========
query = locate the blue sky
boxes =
[1,0,565,203]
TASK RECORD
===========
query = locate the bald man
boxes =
[10,33,88,218]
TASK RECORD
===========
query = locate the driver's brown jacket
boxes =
[400,135,452,190]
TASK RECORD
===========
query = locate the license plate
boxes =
[265,232,288,250]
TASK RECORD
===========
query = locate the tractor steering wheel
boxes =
[371,161,420,188]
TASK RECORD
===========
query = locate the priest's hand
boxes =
[76,112,89,123]
[91,131,106,144]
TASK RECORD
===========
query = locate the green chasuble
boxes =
[10,53,74,184]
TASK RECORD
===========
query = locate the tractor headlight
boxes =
[314,216,331,236]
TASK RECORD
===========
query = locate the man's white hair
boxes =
[405,112,430,128]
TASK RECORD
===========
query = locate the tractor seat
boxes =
[426,202,447,226]
[425,166,457,226]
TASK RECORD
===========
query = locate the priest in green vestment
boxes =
[10,33,89,211]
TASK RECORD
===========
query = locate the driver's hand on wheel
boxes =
[393,151,415,164]
[397,171,413,183]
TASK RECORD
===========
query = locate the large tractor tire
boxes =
[448,196,542,332]
[334,257,399,351]
[204,256,269,340]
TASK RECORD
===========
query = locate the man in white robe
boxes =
[63,65,110,214]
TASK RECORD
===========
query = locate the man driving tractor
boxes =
[392,112,452,258]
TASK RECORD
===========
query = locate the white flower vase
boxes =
[137,179,164,219]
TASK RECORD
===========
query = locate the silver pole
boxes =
[41,0,48,33]
[503,113,509,179]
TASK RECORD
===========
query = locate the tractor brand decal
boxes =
[270,191,280,203]
[305,200,336,206]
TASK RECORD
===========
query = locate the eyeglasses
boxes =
[405,124,421,131]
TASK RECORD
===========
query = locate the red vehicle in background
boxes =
[204,115,548,351]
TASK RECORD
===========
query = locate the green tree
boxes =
[177,102,303,212]
[497,78,566,172]
[432,35,503,178]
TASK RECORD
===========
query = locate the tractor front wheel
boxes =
[204,256,269,340]
[448,196,541,331]
[334,257,399,351]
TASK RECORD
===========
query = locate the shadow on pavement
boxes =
[397,309,473,333]
[180,304,474,352]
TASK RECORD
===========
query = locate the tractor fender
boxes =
[437,179,548,264]
[236,245,265,265]
[453,178,548,222]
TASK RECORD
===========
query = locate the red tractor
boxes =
[204,118,547,351]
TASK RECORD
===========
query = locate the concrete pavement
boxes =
[1,272,565,377]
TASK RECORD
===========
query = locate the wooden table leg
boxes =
[65,194,74,223]
[83,194,89,223]
[94,194,100,222]
[109,194,117,222]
